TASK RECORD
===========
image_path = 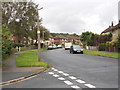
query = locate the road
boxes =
[3,49,118,89]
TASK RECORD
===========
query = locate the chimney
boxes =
[111,21,113,27]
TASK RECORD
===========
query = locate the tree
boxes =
[80,31,96,46]
[2,26,13,59]
[2,1,40,43]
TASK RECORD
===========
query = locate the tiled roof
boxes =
[101,21,120,34]
[66,36,80,39]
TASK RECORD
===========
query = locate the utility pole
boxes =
[36,6,43,62]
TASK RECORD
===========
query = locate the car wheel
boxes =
[72,51,74,54]
[81,51,83,54]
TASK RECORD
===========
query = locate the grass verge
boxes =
[84,50,119,58]
[30,48,47,52]
[16,48,50,68]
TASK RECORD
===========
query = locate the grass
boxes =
[30,48,47,52]
[84,50,120,58]
[16,48,50,68]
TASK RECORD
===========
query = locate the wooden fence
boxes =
[86,46,119,52]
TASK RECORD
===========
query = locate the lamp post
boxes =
[43,31,45,48]
[37,30,41,61]
[36,7,43,62]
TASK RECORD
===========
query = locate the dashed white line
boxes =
[58,71,64,74]
[69,76,77,80]
[64,80,73,85]
[71,85,80,89]
[76,79,86,84]
[48,72,54,75]
[84,84,96,88]
[51,68,55,70]
[58,77,65,80]
[53,69,58,71]
[50,68,96,88]
[63,73,69,76]
[53,74,59,77]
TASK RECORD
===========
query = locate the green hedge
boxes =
[98,43,106,51]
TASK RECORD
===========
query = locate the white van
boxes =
[65,43,72,50]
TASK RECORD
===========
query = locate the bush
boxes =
[98,43,106,51]
[2,26,13,60]
[13,43,25,48]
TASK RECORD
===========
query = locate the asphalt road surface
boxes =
[3,49,118,89]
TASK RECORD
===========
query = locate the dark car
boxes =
[70,45,83,54]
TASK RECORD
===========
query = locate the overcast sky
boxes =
[33,0,119,34]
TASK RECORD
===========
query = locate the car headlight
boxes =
[81,49,83,51]
[74,49,77,51]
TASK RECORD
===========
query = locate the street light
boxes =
[37,30,41,61]
[42,31,45,48]
[36,6,43,62]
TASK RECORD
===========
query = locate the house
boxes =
[53,35,67,45]
[101,21,120,41]
[66,36,83,45]
[48,35,83,46]
[12,35,30,44]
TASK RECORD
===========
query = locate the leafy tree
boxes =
[2,1,40,43]
[80,31,96,46]
[2,26,13,60]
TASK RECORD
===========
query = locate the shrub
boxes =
[98,43,106,51]
[2,26,13,60]
[13,43,25,48]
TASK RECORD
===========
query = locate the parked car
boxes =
[52,44,57,49]
[65,43,72,50]
[48,45,53,50]
[48,44,57,50]
[57,45,62,48]
[70,45,83,54]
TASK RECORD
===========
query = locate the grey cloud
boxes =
[34,0,119,34]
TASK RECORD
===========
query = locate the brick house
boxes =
[48,35,83,46]
[12,35,30,44]
[66,36,83,45]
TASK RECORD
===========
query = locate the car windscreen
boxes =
[73,45,81,49]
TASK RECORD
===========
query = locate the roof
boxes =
[66,36,80,40]
[101,21,120,34]
[53,35,66,39]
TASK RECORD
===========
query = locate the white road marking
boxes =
[69,76,77,80]
[48,72,54,75]
[76,79,85,84]
[51,68,95,88]
[71,85,80,89]
[63,73,69,76]
[84,84,96,88]
[53,69,58,71]
[52,68,55,70]
[64,80,73,85]
[53,74,59,77]
[58,71,64,73]
[58,77,65,80]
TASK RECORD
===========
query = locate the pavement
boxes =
[2,48,118,89]
[2,51,44,82]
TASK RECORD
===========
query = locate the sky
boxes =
[33,0,119,35]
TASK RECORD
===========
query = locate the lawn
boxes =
[16,48,50,68]
[30,48,47,52]
[84,50,119,58]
